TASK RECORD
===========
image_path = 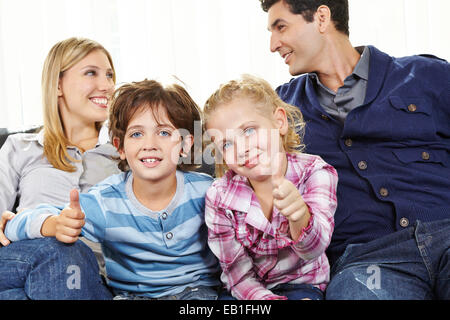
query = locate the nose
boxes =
[97,73,114,94]
[270,32,281,53]
[141,134,158,151]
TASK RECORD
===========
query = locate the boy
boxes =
[5,79,220,300]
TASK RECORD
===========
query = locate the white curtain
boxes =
[0,0,449,128]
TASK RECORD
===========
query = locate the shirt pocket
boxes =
[388,96,436,140]
[392,148,448,167]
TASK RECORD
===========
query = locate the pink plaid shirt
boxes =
[205,153,338,300]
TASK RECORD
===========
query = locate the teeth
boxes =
[91,98,108,105]
[142,158,158,163]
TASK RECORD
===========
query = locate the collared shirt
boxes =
[310,46,370,124]
[276,45,450,265]
[5,170,220,298]
[0,125,120,212]
[205,153,338,300]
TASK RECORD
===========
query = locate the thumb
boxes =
[69,189,82,211]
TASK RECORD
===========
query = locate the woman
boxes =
[0,37,120,299]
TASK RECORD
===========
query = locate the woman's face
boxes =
[57,49,114,127]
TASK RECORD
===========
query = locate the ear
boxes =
[315,5,332,33]
[113,137,126,160]
[273,107,289,136]
[180,134,194,157]
[57,78,63,97]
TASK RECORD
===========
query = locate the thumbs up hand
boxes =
[54,189,85,243]
[272,153,310,241]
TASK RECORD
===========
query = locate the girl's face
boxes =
[206,97,288,182]
[116,105,193,187]
[58,49,114,127]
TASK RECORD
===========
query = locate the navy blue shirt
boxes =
[276,46,450,265]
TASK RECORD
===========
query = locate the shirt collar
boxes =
[309,45,370,84]
[216,153,303,213]
[35,122,110,148]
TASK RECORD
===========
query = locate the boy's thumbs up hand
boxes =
[55,189,85,243]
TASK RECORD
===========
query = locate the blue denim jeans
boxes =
[326,219,450,300]
[113,286,219,300]
[219,283,324,300]
[0,238,112,300]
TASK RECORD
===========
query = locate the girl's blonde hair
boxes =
[41,37,116,172]
[203,74,306,177]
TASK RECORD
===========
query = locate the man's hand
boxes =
[272,153,310,241]
[53,189,85,243]
[0,211,15,246]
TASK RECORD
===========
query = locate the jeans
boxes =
[0,238,113,300]
[113,285,219,300]
[326,219,450,300]
[219,283,324,300]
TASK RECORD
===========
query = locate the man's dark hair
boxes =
[260,0,349,36]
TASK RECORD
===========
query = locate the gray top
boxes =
[0,124,121,213]
[309,46,370,124]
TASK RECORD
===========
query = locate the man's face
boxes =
[267,1,324,76]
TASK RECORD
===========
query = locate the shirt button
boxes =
[379,188,389,197]
[345,139,353,147]
[166,232,173,240]
[408,104,417,112]
[399,218,409,228]
[358,161,368,170]
[421,152,430,161]
[161,212,168,220]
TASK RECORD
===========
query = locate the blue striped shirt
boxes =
[5,170,220,298]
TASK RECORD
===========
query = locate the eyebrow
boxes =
[80,65,113,72]
[126,123,175,132]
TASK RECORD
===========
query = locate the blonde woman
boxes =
[0,37,119,299]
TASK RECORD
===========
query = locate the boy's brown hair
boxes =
[109,79,202,172]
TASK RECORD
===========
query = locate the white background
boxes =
[0,0,449,128]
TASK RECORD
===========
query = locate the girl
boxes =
[5,79,220,300]
[203,74,338,300]
[0,37,120,299]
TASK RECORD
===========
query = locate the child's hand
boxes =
[272,153,310,241]
[0,211,15,246]
[54,189,85,243]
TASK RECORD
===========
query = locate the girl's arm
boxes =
[278,158,338,261]
[205,185,286,300]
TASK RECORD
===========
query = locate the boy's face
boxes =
[116,105,192,186]
[206,97,288,183]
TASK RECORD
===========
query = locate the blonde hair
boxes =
[41,37,116,172]
[203,74,305,177]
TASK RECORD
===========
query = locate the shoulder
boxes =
[87,171,129,195]
[181,170,215,195]
[287,153,338,182]
[276,75,308,99]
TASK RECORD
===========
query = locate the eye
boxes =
[106,71,114,79]
[222,141,233,151]
[278,24,286,32]
[85,70,97,76]
[243,127,256,136]
[158,130,171,137]
[130,131,143,138]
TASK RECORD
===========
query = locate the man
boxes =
[260,0,450,299]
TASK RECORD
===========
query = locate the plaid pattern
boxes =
[205,153,338,300]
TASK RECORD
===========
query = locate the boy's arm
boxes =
[41,189,85,243]
[5,189,86,243]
